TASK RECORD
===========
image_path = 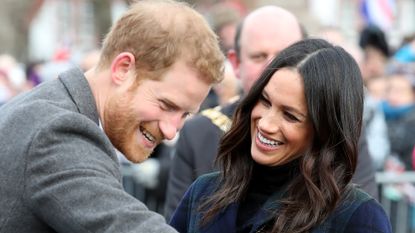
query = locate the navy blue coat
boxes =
[170,172,392,233]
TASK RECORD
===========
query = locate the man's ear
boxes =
[110,52,136,85]
[227,49,240,79]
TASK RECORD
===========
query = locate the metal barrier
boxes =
[376,171,415,233]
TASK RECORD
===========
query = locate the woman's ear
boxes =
[110,52,136,85]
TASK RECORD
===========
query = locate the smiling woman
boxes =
[169,38,392,233]
[250,68,313,167]
[0,1,225,232]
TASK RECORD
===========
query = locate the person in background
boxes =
[384,38,415,170]
[206,2,242,54]
[382,64,415,170]
[359,24,390,83]
[164,5,379,220]
[198,4,241,112]
[358,25,392,169]
[318,25,391,171]
[0,1,224,232]
[212,60,241,107]
[170,38,392,233]
[364,74,391,170]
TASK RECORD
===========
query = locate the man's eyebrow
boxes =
[161,98,198,114]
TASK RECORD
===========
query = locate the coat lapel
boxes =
[200,203,238,233]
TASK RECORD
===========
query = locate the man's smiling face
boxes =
[104,60,211,163]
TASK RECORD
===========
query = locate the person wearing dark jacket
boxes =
[164,5,378,220]
[170,38,391,233]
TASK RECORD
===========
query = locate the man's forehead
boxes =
[240,30,300,57]
[157,74,210,112]
[239,30,282,54]
[240,8,302,45]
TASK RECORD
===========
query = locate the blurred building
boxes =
[28,0,129,64]
[0,0,414,63]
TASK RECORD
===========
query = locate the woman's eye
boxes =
[259,95,271,107]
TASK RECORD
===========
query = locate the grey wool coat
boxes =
[0,68,177,233]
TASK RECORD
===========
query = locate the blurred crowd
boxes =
[356,25,415,173]
[0,48,100,106]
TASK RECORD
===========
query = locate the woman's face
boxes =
[250,68,314,166]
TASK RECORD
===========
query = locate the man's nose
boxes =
[159,114,184,140]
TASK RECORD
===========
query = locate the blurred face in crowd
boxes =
[219,23,238,54]
[366,76,388,101]
[386,74,415,107]
[104,59,210,163]
[229,6,302,93]
[361,46,388,82]
[212,60,240,105]
[250,68,313,166]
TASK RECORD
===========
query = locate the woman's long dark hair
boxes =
[199,38,364,233]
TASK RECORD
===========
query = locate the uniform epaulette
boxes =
[201,106,232,133]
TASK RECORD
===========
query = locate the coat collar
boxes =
[58,68,99,125]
